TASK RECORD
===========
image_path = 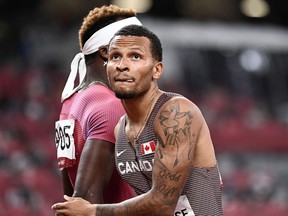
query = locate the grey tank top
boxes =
[115,92,223,216]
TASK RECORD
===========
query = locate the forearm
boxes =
[95,191,175,216]
[73,139,114,204]
[61,169,74,196]
[73,189,104,204]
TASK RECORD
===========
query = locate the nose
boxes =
[116,57,129,72]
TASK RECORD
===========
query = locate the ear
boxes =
[98,45,108,61]
[152,61,163,80]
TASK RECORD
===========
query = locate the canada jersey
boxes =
[55,84,135,203]
[115,92,223,215]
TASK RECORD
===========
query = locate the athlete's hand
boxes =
[52,195,96,216]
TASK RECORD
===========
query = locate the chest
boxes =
[116,126,157,173]
[115,124,158,194]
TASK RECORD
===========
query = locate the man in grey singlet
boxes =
[52,25,223,216]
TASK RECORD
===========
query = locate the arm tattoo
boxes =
[158,100,194,167]
[155,158,182,200]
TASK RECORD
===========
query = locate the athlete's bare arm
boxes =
[95,96,214,215]
[72,138,115,203]
[61,168,74,196]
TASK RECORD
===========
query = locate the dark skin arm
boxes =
[72,138,115,204]
[61,168,74,196]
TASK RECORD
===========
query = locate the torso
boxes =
[115,92,223,215]
[56,84,135,203]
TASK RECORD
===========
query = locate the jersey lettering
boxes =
[174,208,188,216]
[174,195,195,216]
[118,159,154,174]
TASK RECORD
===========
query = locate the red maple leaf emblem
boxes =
[145,145,150,151]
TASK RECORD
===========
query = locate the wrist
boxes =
[89,204,97,216]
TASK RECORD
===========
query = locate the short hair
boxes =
[79,4,136,50]
[113,25,163,62]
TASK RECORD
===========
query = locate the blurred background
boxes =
[0,0,288,215]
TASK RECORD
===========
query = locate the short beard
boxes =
[114,90,139,99]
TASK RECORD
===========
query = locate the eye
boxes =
[112,54,120,60]
[132,54,140,60]
[110,53,120,60]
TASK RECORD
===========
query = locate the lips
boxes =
[115,77,134,83]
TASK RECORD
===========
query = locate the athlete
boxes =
[54,5,142,204]
[52,25,223,215]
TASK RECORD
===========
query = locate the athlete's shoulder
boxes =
[162,92,199,111]
[114,115,126,138]
[77,86,119,105]
[157,92,204,124]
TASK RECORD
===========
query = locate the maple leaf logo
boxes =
[145,145,150,151]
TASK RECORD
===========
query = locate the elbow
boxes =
[153,203,176,216]
[148,192,177,215]
[160,205,176,216]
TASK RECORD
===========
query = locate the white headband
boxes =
[61,17,142,102]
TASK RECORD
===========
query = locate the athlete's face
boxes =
[107,35,159,99]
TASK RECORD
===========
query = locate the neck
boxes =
[79,73,109,91]
[124,86,159,125]
[125,87,160,145]
[83,63,109,89]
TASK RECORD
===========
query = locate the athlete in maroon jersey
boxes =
[52,25,223,215]
[54,5,142,204]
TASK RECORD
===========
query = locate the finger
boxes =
[51,203,57,210]
[51,203,65,210]
[64,195,75,201]
[64,195,70,201]
[55,209,67,216]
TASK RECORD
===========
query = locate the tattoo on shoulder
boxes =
[157,99,195,166]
